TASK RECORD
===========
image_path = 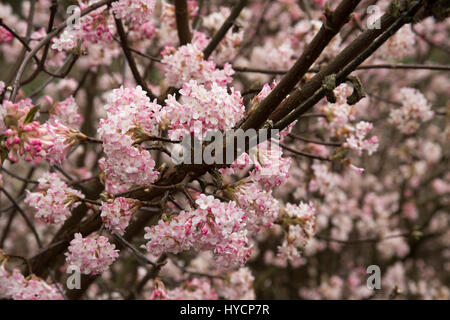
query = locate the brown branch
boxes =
[241,0,362,131]
[274,1,426,130]
[203,0,249,59]
[175,0,192,45]
[288,133,342,147]
[114,17,159,103]
[10,0,118,101]
[280,143,331,161]
[0,187,42,248]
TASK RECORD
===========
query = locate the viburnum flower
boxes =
[163,80,245,140]
[44,120,87,164]
[249,141,292,190]
[277,202,317,261]
[100,197,140,235]
[51,30,77,52]
[389,87,434,134]
[377,25,416,60]
[1,99,84,164]
[214,267,255,300]
[25,172,85,224]
[148,278,168,300]
[161,43,234,89]
[52,3,114,52]
[111,0,156,25]
[1,251,63,300]
[235,182,280,232]
[97,86,162,193]
[48,96,83,128]
[65,233,119,275]
[143,194,251,270]
[343,121,379,156]
[0,26,13,44]
[166,278,218,300]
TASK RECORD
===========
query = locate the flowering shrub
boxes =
[0,0,448,301]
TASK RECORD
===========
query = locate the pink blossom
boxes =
[49,96,83,128]
[389,87,434,134]
[161,43,234,88]
[25,172,85,224]
[277,202,316,261]
[163,80,244,140]
[101,197,140,235]
[143,194,251,270]
[65,233,119,275]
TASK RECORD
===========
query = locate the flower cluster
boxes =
[48,96,83,128]
[98,86,162,193]
[277,202,316,261]
[111,0,156,25]
[1,250,64,300]
[0,26,13,44]
[344,121,379,156]
[163,80,245,140]
[166,278,218,300]
[25,172,84,224]
[100,197,140,235]
[1,99,83,164]
[51,30,77,52]
[214,267,255,300]
[235,182,280,232]
[52,4,114,52]
[44,120,85,164]
[144,194,251,270]
[65,233,119,275]
[161,43,234,88]
[389,87,434,134]
[0,268,63,300]
[249,141,292,190]
[377,25,416,60]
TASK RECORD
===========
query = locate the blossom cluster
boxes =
[143,194,251,270]
[0,265,63,300]
[161,42,234,88]
[1,99,83,164]
[163,80,245,140]
[98,86,162,193]
[65,233,119,275]
[25,172,85,224]
[48,96,83,128]
[277,202,317,261]
[389,87,434,134]
[235,182,280,232]
[100,197,140,235]
[111,0,156,25]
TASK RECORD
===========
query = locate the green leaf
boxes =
[23,105,40,124]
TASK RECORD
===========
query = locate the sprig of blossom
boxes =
[100,197,140,235]
[111,0,156,25]
[163,80,244,140]
[0,251,64,300]
[143,194,251,270]
[25,172,84,224]
[235,182,280,232]
[161,43,234,88]
[98,86,162,193]
[48,96,83,128]
[277,202,316,261]
[65,233,119,275]
[389,87,434,134]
